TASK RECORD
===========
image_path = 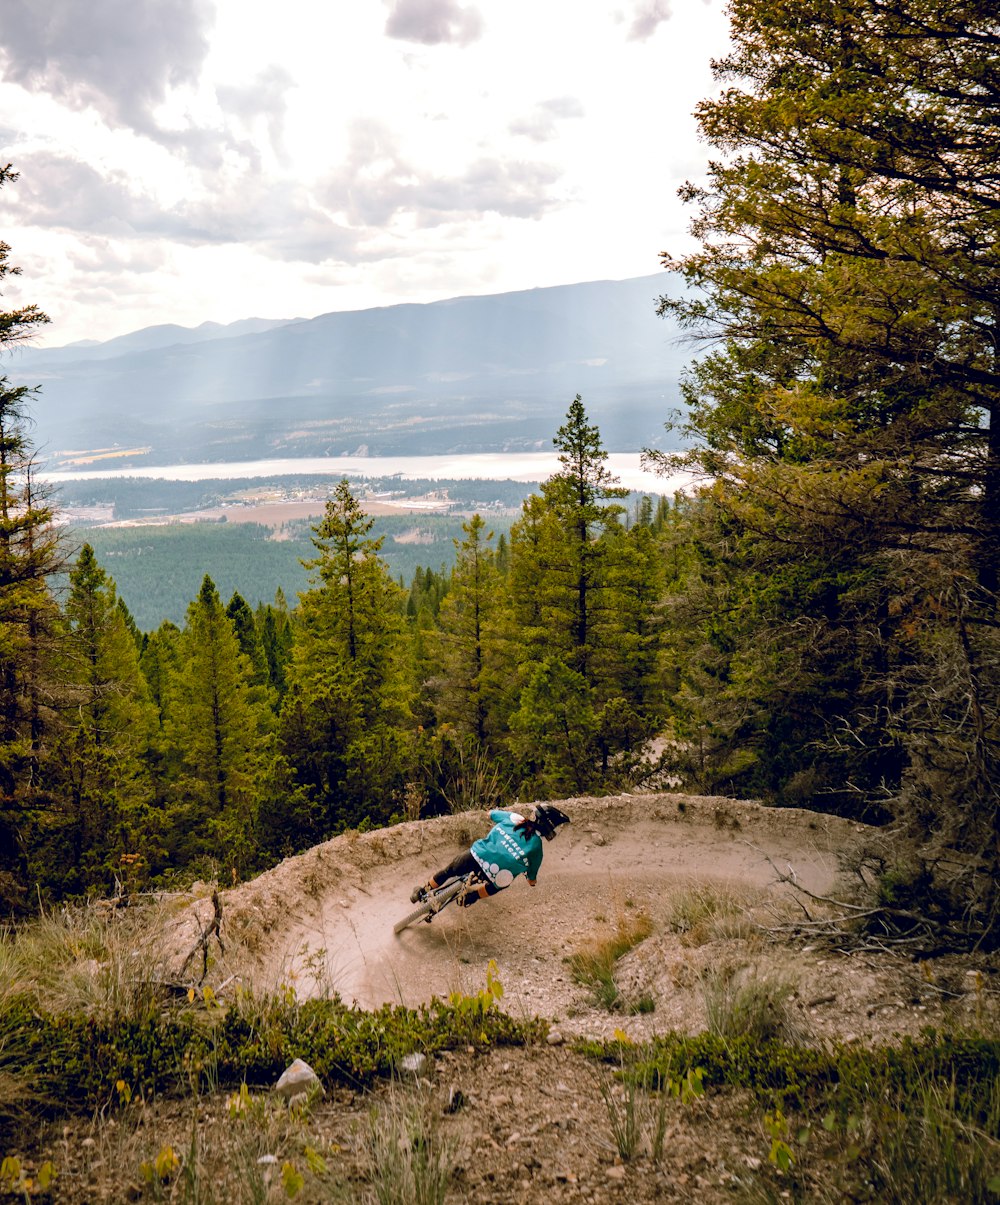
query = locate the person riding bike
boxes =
[410,804,571,908]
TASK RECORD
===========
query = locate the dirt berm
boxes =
[165,793,979,1045]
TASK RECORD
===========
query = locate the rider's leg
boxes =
[458,880,498,907]
[411,850,479,902]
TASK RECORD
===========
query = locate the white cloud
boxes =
[627,0,672,41]
[384,0,485,46]
[509,96,585,143]
[0,0,216,135]
[0,0,732,345]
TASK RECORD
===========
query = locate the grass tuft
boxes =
[567,910,654,1012]
[703,962,803,1045]
[366,1083,452,1205]
[665,882,762,947]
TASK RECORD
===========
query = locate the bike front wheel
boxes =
[393,878,466,934]
[393,900,433,934]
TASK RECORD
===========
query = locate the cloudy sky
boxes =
[0,0,729,347]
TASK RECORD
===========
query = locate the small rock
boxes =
[546,1029,565,1046]
[606,1165,626,1180]
[591,832,607,846]
[257,1155,278,1166]
[745,1155,762,1170]
[399,1052,428,1077]
[274,1058,322,1099]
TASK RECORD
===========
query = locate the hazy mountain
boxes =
[8,275,690,468]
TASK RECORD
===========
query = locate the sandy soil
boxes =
[166,793,993,1047]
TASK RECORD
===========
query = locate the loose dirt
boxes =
[173,792,996,1046]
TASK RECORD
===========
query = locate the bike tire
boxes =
[393,900,433,934]
[393,878,466,934]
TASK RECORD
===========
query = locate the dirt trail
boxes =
[214,794,866,1036]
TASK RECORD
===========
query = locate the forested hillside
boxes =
[2,0,999,959]
[68,515,490,629]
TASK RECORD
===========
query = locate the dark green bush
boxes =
[0,991,545,1113]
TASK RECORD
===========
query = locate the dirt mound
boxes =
[159,793,997,1046]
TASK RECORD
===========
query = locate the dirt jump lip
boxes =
[216,794,867,1030]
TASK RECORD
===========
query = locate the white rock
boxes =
[546,1029,564,1046]
[399,1052,428,1076]
[274,1058,322,1099]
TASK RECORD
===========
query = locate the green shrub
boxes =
[0,988,545,1113]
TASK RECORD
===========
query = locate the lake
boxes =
[41,451,692,494]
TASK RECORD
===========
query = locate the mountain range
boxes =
[8,274,690,470]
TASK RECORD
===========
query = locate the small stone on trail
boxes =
[399,1052,428,1077]
[547,1029,564,1046]
[606,1165,626,1180]
[590,832,606,846]
[274,1058,322,1099]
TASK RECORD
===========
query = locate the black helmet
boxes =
[533,804,571,841]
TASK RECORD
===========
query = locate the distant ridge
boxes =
[10,275,688,470]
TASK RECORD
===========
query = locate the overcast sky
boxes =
[0,0,729,347]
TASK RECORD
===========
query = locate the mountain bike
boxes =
[393,873,480,934]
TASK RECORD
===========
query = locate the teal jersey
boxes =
[471,810,543,888]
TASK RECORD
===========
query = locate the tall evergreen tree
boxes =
[430,514,501,744]
[499,399,662,790]
[539,395,629,689]
[256,589,293,698]
[227,590,270,689]
[162,576,274,875]
[42,545,156,892]
[0,165,62,909]
[276,481,410,839]
[655,0,1000,943]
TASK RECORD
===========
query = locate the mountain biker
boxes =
[410,804,571,908]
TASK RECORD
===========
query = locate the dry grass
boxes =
[0,906,171,1020]
[567,907,655,1012]
[702,960,805,1045]
[664,881,766,947]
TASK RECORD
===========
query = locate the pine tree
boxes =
[656,0,1000,943]
[277,481,410,838]
[42,545,157,893]
[540,396,629,688]
[256,589,293,698]
[226,591,270,689]
[162,576,274,875]
[0,164,62,909]
[499,399,662,790]
[429,514,501,744]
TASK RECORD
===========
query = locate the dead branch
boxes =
[178,890,225,985]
